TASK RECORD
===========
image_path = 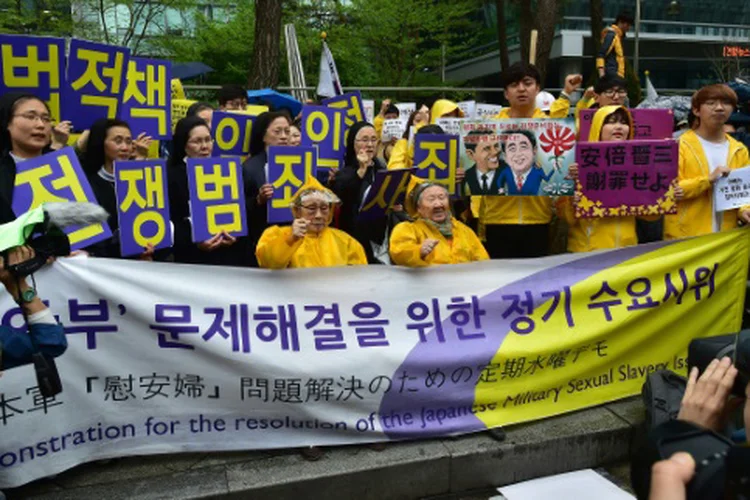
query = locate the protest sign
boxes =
[363,99,375,123]
[714,166,750,212]
[322,91,366,132]
[12,147,112,250]
[300,105,346,170]
[1,229,747,488]
[171,99,197,131]
[211,111,254,157]
[578,109,673,141]
[63,39,130,130]
[381,118,408,143]
[186,157,247,241]
[395,102,416,116]
[171,78,186,100]
[359,168,413,220]
[458,101,477,119]
[121,58,172,140]
[575,140,678,218]
[435,118,467,137]
[114,160,172,256]
[459,118,577,196]
[267,146,317,223]
[476,103,503,119]
[414,135,460,195]
[244,105,269,116]
[0,35,65,123]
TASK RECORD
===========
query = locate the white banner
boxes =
[363,99,375,124]
[714,166,750,212]
[476,103,503,119]
[395,102,416,117]
[381,118,408,143]
[458,101,477,119]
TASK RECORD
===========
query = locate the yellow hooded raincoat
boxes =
[664,130,750,240]
[256,177,368,269]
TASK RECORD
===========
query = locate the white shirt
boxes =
[475,169,496,191]
[696,135,730,233]
[9,152,26,164]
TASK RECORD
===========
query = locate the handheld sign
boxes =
[122,57,172,140]
[435,118,467,137]
[413,134,460,195]
[171,99,197,131]
[267,146,317,223]
[0,35,65,123]
[579,108,673,140]
[363,99,375,123]
[395,102,416,116]
[63,39,130,130]
[300,105,346,170]
[322,91,366,138]
[186,157,247,242]
[211,111,255,157]
[714,166,750,212]
[381,118,408,143]
[575,139,678,218]
[171,78,186,100]
[359,168,414,221]
[476,103,503,119]
[114,160,172,256]
[457,101,477,119]
[12,147,112,250]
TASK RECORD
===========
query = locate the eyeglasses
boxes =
[602,89,628,97]
[268,127,290,136]
[14,112,51,124]
[300,204,330,215]
[355,138,378,144]
[187,137,214,147]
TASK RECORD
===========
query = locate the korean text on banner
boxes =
[714,166,750,212]
[414,134,460,195]
[395,102,416,116]
[211,111,254,157]
[114,160,172,256]
[0,35,65,123]
[0,230,747,489]
[300,105,346,170]
[575,139,678,218]
[457,101,477,119]
[121,58,172,140]
[476,104,503,119]
[171,99,197,132]
[63,39,130,130]
[359,168,413,220]
[322,91,366,135]
[11,147,112,250]
[186,157,247,241]
[579,109,674,140]
[381,118,408,143]
[267,146,317,223]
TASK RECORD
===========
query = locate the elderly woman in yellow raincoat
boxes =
[256,177,367,269]
[389,179,489,266]
[557,105,681,252]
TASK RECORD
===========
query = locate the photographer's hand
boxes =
[649,452,695,500]
[678,357,737,432]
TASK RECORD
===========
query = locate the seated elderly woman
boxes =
[256,177,368,269]
[389,180,489,267]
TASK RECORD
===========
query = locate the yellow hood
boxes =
[291,176,340,223]
[430,99,464,124]
[588,105,634,142]
[405,175,428,218]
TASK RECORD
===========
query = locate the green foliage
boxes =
[0,0,73,36]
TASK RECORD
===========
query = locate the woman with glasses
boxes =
[256,176,366,269]
[242,111,292,265]
[0,92,57,224]
[168,116,247,265]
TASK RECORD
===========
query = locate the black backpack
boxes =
[641,369,687,431]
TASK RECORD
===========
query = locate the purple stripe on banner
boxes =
[378,240,675,439]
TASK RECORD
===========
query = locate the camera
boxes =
[688,331,750,397]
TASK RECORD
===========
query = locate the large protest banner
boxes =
[11,148,112,250]
[0,229,747,488]
[267,146,317,223]
[186,157,247,241]
[575,140,678,218]
[121,58,172,140]
[0,35,65,123]
[578,109,673,141]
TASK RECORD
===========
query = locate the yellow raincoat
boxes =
[390,218,489,267]
[255,177,368,269]
[664,130,750,240]
[474,99,571,225]
[557,105,643,252]
[387,122,428,171]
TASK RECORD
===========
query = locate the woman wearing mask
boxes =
[241,111,291,263]
[0,92,55,223]
[168,116,247,266]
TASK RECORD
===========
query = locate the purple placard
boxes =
[359,168,414,221]
[63,39,130,130]
[267,146,317,224]
[114,160,172,256]
[0,35,65,123]
[575,139,678,218]
[300,105,346,170]
[211,111,254,156]
[186,157,247,242]
[121,58,172,140]
[322,91,366,130]
[579,108,673,141]
[413,134,460,195]
[12,147,113,250]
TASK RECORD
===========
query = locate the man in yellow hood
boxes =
[558,106,672,252]
[476,62,582,258]
[256,176,367,269]
[390,178,488,266]
[665,84,750,240]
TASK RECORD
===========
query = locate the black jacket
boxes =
[461,165,505,196]
[0,153,17,224]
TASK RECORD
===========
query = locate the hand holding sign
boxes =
[257,184,274,206]
[709,166,732,183]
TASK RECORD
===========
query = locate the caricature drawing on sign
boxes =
[497,130,553,195]
[462,129,503,195]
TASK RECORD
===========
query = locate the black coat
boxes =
[0,153,17,224]
[241,151,269,266]
[461,166,504,196]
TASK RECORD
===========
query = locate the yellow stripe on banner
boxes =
[474,229,750,428]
